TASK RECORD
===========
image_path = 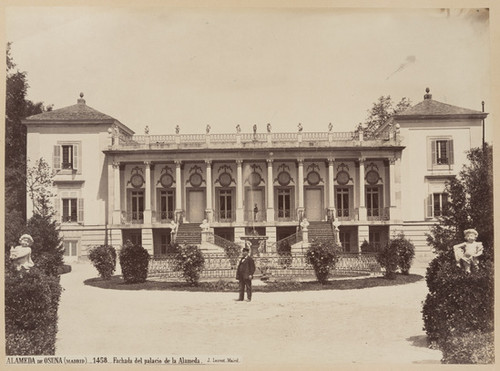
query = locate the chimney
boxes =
[424,87,432,100]
[77,92,86,104]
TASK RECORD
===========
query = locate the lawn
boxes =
[85,273,423,292]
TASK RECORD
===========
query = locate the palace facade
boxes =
[23,89,486,262]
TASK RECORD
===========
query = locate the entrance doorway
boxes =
[305,188,323,221]
[187,190,206,223]
[245,188,265,221]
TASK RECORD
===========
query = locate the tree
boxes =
[26,158,55,217]
[423,144,494,360]
[361,96,411,138]
[5,42,46,220]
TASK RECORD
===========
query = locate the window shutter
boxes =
[78,198,84,224]
[73,144,82,173]
[430,140,436,168]
[425,194,433,218]
[54,198,61,223]
[53,145,61,171]
[448,140,454,165]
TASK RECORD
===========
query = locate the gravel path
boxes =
[56,262,442,366]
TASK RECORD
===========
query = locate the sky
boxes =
[5,6,492,137]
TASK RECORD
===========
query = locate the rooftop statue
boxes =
[298,123,303,132]
[175,125,180,134]
[236,124,241,133]
[267,123,272,133]
[10,234,35,272]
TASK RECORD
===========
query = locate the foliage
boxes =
[24,214,64,276]
[172,244,205,286]
[276,239,292,267]
[306,239,340,284]
[26,158,55,217]
[375,243,399,279]
[422,254,494,343]
[440,330,494,364]
[88,245,117,280]
[361,95,412,138]
[360,239,377,253]
[391,234,415,275]
[423,145,494,356]
[119,241,150,283]
[217,238,240,267]
[5,42,46,219]
[5,266,62,355]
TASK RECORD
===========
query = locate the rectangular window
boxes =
[369,231,381,251]
[433,193,448,217]
[429,138,454,168]
[62,198,78,222]
[131,191,144,222]
[277,188,291,219]
[340,232,351,252]
[366,186,380,217]
[63,240,78,256]
[159,190,175,221]
[219,189,233,221]
[62,145,74,169]
[336,188,350,218]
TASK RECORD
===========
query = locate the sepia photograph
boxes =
[3,1,496,369]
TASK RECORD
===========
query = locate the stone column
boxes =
[358,158,367,221]
[205,160,213,222]
[143,161,152,224]
[266,159,275,221]
[327,158,335,219]
[175,160,183,222]
[297,159,304,219]
[236,160,244,222]
[112,161,122,225]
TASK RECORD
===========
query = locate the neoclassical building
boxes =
[23,89,486,262]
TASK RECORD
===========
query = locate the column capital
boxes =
[297,158,304,165]
[174,160,182,166]
[389,157,397,165]
[236,159,243,165]
[359,157,366,164]
[327,158,335,166]
[112,161,120,169]
[144,161,152,167]
[266,159,274,164]
[205,159,212,165]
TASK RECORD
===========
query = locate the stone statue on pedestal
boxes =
[10,234,35,272]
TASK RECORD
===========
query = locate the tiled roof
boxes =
[25,95,116,122]
[396,97,485,118]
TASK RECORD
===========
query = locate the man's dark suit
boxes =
[236,255,256,301]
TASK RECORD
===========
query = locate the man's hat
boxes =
[242,247,250,252]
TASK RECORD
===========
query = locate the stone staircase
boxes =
[307,221,334,242]
[175,223,202,245]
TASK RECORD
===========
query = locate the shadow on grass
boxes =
[84,273,423,292]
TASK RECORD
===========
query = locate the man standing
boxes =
[236,247,256,302]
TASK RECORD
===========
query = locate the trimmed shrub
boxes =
[173,244,205,286]
[24,214,64,276]
[88,245,117,280]
[422,253,494,343]
[393,234,415,275]
[306,239,340,284]
[440,330,494,364]
[276,239,292,268]
[376,243,398,279]
[5,266,62,355]
[219,239,240,268]
[119,241,150,283]
[360,239,377,253]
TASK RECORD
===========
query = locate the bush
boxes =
[440,330,494,364]
[306,239,340,284]
[218,239,240,268]
[422,253,494,343]
[173,244,205,286]
[276,240,292,268]
[119,241,150,283]
[5,266,62,355]
[360,239,377,253]
[88,245,117,280]
[24,214,64,276]
[376,243,399,279]
[393,235,415,275]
